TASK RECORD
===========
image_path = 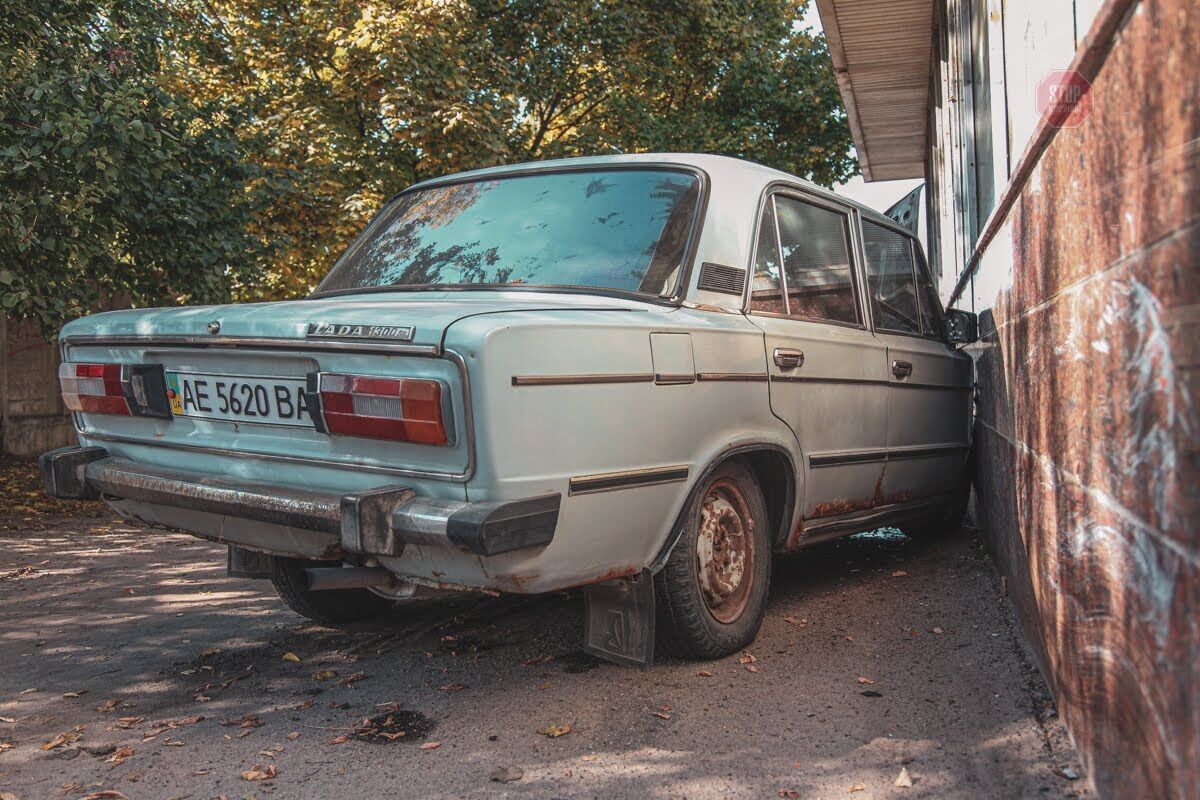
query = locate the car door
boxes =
[747,190,890,539]
[858,218,972,505]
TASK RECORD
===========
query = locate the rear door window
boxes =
[750,200,786,314]
[862,220,920,334]
[912,245,944,338]
[774,196,860,325]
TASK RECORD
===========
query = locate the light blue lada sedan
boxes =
[41,154,978,668]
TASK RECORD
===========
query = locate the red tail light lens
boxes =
[59,363,131,416]
[315,373,449,445]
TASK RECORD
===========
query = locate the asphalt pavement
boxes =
[0,494,1088,799]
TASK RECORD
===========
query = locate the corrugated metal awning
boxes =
[815,0,935,181]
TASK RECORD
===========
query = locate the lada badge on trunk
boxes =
[306,322,415,341]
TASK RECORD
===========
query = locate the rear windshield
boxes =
[315,169,701,298]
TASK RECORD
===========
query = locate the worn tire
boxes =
[270,557,394,625]
[654,460,771,659]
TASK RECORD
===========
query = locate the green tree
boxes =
[164,0,856,299]
[0,0,270,337]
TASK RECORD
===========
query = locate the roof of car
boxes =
[405,152,900,227]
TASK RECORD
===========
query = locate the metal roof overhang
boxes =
[815,0,935,181]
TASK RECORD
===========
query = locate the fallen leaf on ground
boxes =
[328,735,349,745]
[419,741,442,751]
[19,688,37,695]
[521,655,553,666]
[221,714,262,729]
[287,732,300,741]
[240,763,277,781]
[895,766,914,787]
[783,616,806,625]
[337,672,367,687]
[891,570,908,577]
[491,766,524,782]
[116,717,143,729]
[696,670,713,677]
[0,741,13,753]
[311,670,337,681]
[650,711,671,720]
[41,725,84,750]
[281,652,301,663]
[62,691,87,698]
[163,738,184,747]
[857,677,875,685]
[81,791,129,800]
[778,789,800,799]
[439,683,466,692]
[933,627,943,634]
[0,717,13,723]
[193,694,210,703]
[738,653,757,664]
[199,647,222,657]
[106,746,134,767]
[850,783,866,792]
[294,700,314,711]
[746,665,759,673]
[539,724,572,738]
[95,700,119,713]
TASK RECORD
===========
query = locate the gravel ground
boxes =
[0,465,1088,800]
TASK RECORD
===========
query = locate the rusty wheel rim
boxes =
[695,477,755,624]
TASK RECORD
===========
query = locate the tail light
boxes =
[59,363,172,419]
[308,373,450,445]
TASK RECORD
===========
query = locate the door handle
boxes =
[892,359,913,378]
[773,348,805,369]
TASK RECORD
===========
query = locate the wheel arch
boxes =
[649,443,797,571]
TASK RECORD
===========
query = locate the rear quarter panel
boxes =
[398,306,797,593]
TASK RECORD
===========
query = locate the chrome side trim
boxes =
[808,448,889,467]
[654,373,697,385]
[808,443,969,468]
[886,443,970,460]
[511,373,655,387]
[61,334,442,357]
[696,372,769,382]
[569,465,690,496]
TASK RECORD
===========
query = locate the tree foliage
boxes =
[3,0,856,332]
[0,0,271,336]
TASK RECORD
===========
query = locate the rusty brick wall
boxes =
[970,0,1198,797]
[1,316,75,458]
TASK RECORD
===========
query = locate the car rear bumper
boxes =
[39,445,559,560]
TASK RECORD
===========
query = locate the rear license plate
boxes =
[165,372,313,427]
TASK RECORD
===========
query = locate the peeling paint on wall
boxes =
[967,0,1199,796]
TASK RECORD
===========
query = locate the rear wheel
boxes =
[270,556,394,625]
[655,461,771,659]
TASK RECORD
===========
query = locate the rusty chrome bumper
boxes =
[38,446,559,559]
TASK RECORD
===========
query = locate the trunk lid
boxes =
[59,291,646,485]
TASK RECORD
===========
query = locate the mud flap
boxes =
[582,569,655,670]
[227,545,272,579]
